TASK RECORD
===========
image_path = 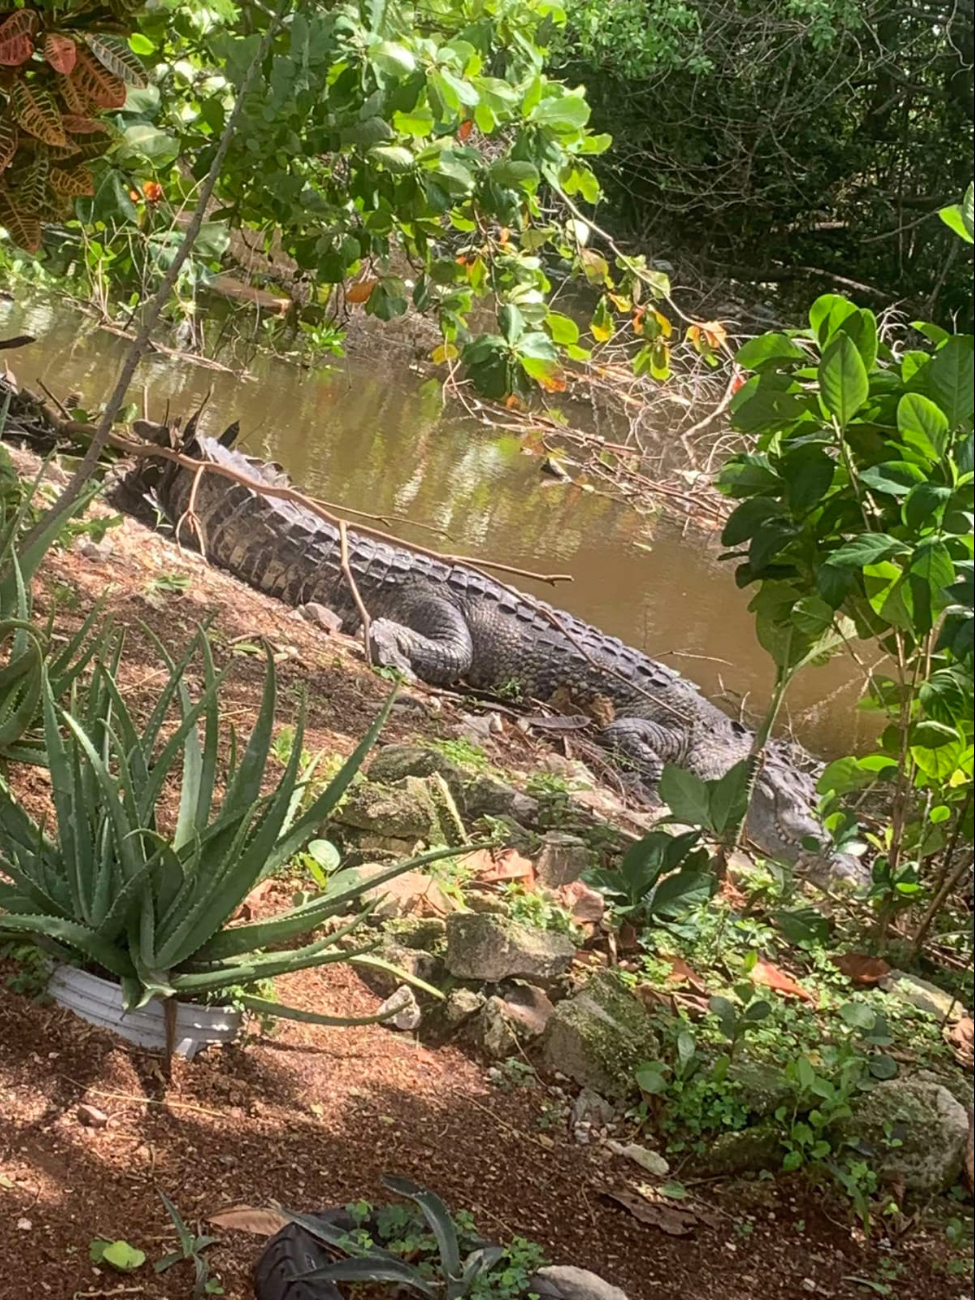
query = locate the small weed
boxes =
[156,1189,222,1298]
[489,1057,536,1091]
[429,736,491,771]
[144,571,191,607]
[502,882,581,938]
[0,942,51,999]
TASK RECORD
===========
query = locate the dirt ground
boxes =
[0,453,970,1300]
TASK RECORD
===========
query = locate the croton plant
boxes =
[0,1,145,250]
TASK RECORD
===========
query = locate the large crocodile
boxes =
[125,419,864,887]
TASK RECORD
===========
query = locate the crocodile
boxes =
[124,419,864,887]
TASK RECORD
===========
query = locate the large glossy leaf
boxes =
[819,333,868,426]
[380,1176,461,1278]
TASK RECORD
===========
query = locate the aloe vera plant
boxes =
[281,1176,514,1298]
[0,630,462,1022]
[0,427,105,763]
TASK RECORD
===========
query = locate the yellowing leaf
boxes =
[10,81,67,146]
[57,71,90,115]
[208,1205,289,1236]
[50,165,94,197]
[750,959,817,1004]
[346,275,377,304]
[0,198,43,252]
[430,342,459,364]
[0,119,18,174]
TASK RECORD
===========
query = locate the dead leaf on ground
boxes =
[750,958,817,1005]
[833,953,891,985]
[945,1017,974,1070]
[233,877,275,922]
[659,954,709,994]
[207,1205,289,1236]
[600,1187,698,1236]
[461,847,535,887]
[634,984,678,1016]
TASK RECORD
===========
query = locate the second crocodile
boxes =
[124,419,864,887]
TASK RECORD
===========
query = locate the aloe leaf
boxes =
[295,1258,437,1293]
[41,670,86,920]
[221,645,276,814]
[195,842,473,960]
[169,941,378,995]
[188,905,369,966]
[235,994,411,1027]
[348,954,445,1001]
[380,1176,461,1277]
[0,913,135,977]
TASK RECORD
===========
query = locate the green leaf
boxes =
[818,333,869,426]
[809,294,858,344]
[368,144,414,173]
[658,764,711,829]
[488,159,539,188]
[546,311,579,346]
[927,336,974,430]
[896,393,949,461]
[117,123,179,167]
[938,184,974,244]
[532,91,590,131]
[838,1001,875,1030]
[827,534,908,569]
[707,759,750,836]
[780,444,835,511]
[735,333,806,370]
[90,1240,146,1273]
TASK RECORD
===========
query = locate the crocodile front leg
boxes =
[598,716,688,785]
[369,597,473,685]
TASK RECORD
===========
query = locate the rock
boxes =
[355,941,442,997]
[499,983,555,1038]
[473,997,519,1059]
[556,880,605,927]
[335,776,445,842]
[387,917,447,950]
[880,970,965,1021]
[463,892,509,915]
[535,833,590,888]
[692,1121,783,1176]
[530,1264,629,1300]
[453,711,503,745]
[571,1088,616,1128]
[445,914,575,983]
[75,537,114,564]
[605,1141,669,1176]
[728,1058,793,1119]
[464,774,541,828]
[538,971,660,1100]
[76,1104,109,1129]
[368,744,467,798]
[444,987,485,1026]
[355,863,456,920]
[378,985,422,1032]
[830,1078,969,1192]
[300,602,343,634]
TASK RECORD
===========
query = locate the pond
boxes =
[1,294,876,758]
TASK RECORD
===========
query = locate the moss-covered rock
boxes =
[538,972,660,1100]
[444,913,575,982]
[693,1120,784,1177]
[829,1077,969,1192]
[335,774,465,845]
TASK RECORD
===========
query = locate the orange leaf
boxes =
[43,32,77,74]
[659,954,708,995]
[72,50,127,109]
[750,959,816,1004]
[0,9,37,66]
[60,115,108,135]
[10,81,67,146]
[457,119,473,141]
[944,1017,974,1071]
[143,179,163,203]
[208,1205,289,1236]
[345,275,377,304]
[57,71,91,115]
[833,953,890,985]
[538,369,567,393]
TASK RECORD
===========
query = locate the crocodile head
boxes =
[746,752,866,888]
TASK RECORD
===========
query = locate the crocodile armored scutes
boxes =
[125,421,863,887]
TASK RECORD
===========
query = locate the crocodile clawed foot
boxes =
[368,618,417,681]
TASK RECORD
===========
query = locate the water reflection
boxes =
[1,295,874,756]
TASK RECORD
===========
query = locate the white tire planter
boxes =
[48,965,241,1059]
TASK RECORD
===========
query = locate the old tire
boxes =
[253,1208,361,1300]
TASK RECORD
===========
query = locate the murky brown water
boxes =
[2,295,876,756]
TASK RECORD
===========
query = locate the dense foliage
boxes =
[718,197,974,950]
[555,0,975,318]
